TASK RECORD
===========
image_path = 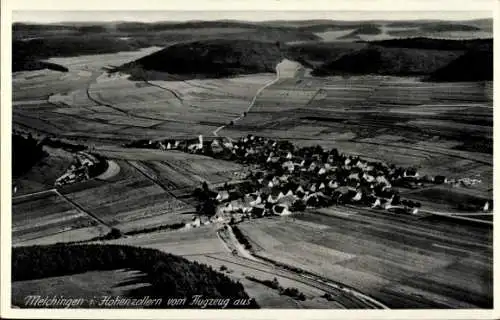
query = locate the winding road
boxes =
[212,61,282,137]
[217,224,388,309]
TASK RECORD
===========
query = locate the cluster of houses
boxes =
[185,134,437,222]
[55,152,99,187]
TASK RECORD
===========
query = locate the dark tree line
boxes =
[12,244,258,309]
[12,134,48,178]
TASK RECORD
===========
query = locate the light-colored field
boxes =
[105,225,226,256]
[12,269,151,307]
[46,47,162,71]
[236,207,492,308]
[62,160,192,229]
[186,253,345,309]
[233,76,492,202]
[12,190,109,245]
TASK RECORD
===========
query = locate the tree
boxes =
[202,181,209,192]
[198,199,216,217]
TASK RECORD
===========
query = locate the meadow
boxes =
[237,210,492,308]
[12,190,110,245]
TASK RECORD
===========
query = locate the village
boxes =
[55,152,103,187]
[125,134,456,226]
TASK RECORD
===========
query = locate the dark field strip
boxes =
[12,190,57,205]
[13,215,93,239]
[58,179,109,195]
[12,198,72,223]
[398,271,492,308]
[298,209,492,254]
[89,192,178,219]
[292,209,492,308]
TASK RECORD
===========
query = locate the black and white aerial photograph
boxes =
[2,0,495,316]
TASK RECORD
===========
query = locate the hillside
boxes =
[337,24,382,40]
[420,23,482,32]
[367,37,493,51]
[429,48,493,81]
[12,134,48,178]
[312,45,462,76]
[286,41,368,67]
[117,39,284,78]
[12,243,257,308]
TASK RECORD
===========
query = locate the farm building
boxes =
[273,204,291,216]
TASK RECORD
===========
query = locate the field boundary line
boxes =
[213,61,281,137]
[12,188,57,201]
[127,160,191,208]
[54,189,112,228]
[220,223,388,309]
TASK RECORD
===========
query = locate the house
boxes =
[351,190,363,202]
[434,175,447,184]
[309,183,317,192]
[296,186,305,194]
[305,195,319,207]
[318,168,327,175]
[348,173,360,181]
[483,201,491,212]
[328,180,339,189]
[363,173,375,183]
[216,191,230,202]
[285,189,295,197]
[324,163,335,171]
[192,217,201,228]
[286,152,293,159]
[222,140,233,149]
[244,193,262,207]
[282,161,295,172]
[404,168,419,178]
[278,194,296,207]
[273,204,291,216]
[371,197,382,208]
[267,156,280,163]
[318,182,326,191]
[267,194,280,204]
[376,175,391,187]
[308,162,319,172]
[279,174,290,183]
[251,205,266,217]
[296,190,306,200]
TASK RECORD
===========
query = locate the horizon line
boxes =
[12,10,493,24]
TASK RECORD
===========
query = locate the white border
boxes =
[1,1,498,319]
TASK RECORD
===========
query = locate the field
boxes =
[12,269,152,307]
[11,27,494,310]
[104,225,345,308]
[230,72,492,202]
[13,48,277,141]
[12,145,74,195]
[237,208,492,308]
[59,160,194,233]
[12,190,110,245]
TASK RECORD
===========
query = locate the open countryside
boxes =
[11,15,493,309]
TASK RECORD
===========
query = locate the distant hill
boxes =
[386,19,492,29]
[338,24,382,40]
[117,39,284,78]
[420,23,482,32]
[428,48,493,81]
[12,36,147,72]
[12,243,257,308]
[286,41,368,67]
[312,45,462,76]
[367,37,492,51]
